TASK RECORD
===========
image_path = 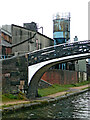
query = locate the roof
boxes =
[12,24,54,41]
[1,28,12,37]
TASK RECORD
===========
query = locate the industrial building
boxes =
[0,23,54,58]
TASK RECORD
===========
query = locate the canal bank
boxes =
[1,84,90,114]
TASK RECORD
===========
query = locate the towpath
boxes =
[0,84,90,106]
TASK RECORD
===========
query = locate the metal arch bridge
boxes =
[27,40,90,99]
[28,40,90,66]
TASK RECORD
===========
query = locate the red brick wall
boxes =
[1,33,12,43]
[41,70,78,85]
[1,32,12,55]
[6,47,12,55]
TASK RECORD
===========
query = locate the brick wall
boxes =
[41,69,78,85]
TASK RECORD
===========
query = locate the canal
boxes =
[2,90,90,120]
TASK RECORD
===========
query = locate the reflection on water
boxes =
[2,91,90,119]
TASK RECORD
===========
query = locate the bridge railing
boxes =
[28,40,90,65]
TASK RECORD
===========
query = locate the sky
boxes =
[0,0,89,42]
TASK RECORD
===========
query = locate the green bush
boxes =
[4,94,17,99]
[2,92,27,102]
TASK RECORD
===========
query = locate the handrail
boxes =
[28,40,90,54]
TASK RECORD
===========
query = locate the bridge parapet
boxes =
[28,40,90,65]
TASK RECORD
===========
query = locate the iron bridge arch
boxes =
[27,40,90,99]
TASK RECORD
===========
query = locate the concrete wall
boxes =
[12,25,34,53]
[12,25,54,55]
[87,64,90,77]
[75,59,87,73]
[2,25,11,33]
[78,72,87,82]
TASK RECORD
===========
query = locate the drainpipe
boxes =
[37,27,43,34]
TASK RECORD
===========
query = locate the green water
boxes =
[2,91,90,120]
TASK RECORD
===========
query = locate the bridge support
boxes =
[27,62,56,99]
[27,53,90,99]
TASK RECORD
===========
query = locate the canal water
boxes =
[2,91,90,120]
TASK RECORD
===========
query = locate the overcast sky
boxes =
[0,0,89,41]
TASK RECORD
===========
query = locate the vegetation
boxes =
[1,80,90,102]
[38,80,90,97]
[2,91,27,102]
[73,80,90,87]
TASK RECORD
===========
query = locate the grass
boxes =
[38,84,69,97]
[38,80,90,97]
[1,80,90,102]
[73,80,90,87]
[2,91,27,103]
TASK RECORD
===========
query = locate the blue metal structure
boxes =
[53,13,70,45]
[53,13,70,70]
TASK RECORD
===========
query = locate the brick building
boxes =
[0,27,12,59]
